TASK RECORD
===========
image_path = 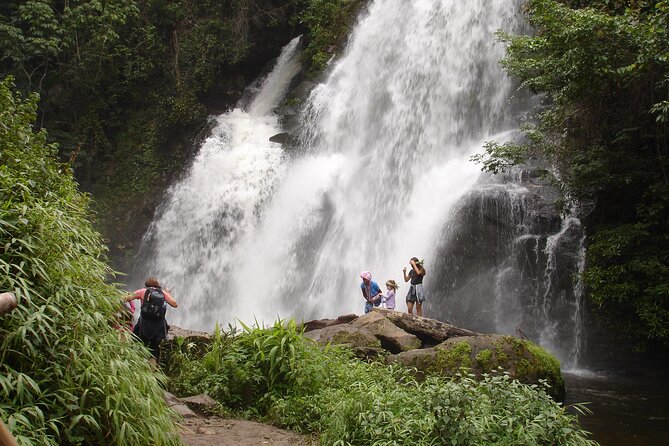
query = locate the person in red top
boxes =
[125,277,177,365]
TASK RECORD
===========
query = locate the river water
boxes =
[564,370,669,445]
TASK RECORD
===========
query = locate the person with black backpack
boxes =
[125,277,178,365]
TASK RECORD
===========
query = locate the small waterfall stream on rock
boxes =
[141,0,587,368]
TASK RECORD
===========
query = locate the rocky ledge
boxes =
[301,309,564,400]
[166,308,564,400]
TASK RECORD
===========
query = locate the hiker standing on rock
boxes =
[360,271,383,314]
[125,277,177,365]
[403,257,426,316]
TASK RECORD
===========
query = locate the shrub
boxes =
[0,77,180,445]
[166,319,598,446]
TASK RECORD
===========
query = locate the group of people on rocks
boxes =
[360,256,426,316]
[120,257,426,368]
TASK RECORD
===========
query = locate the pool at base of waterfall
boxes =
[563,370,669,445]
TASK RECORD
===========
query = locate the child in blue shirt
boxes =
[360,271,383,314]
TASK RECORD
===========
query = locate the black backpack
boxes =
[140,287,166,320]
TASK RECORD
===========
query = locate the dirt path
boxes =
[179,416,317,446]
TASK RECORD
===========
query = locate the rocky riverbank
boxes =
[166,308,565,400]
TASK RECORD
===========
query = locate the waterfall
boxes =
[140,0,588,367]
[140,37,303,329]
[430,170,587,367]
[225,0,526,326]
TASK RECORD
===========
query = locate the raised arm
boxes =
[411,260,424,277]
[403,267,410,282]
[124,289,144,302]
[163,289,178,308]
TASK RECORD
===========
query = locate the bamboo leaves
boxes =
[0,77,181,445]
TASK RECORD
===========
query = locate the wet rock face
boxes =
[426,166,588,367]
[428,185,537,331]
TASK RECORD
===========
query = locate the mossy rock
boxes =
[385,348,439,378]
[433,341,473,374]
[331,328,382,349]
[304,324,382,350]
[389,334,565,400]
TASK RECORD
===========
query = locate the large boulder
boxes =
[181,394,220,414]
[387,334,564,400]
[162,325,213,364]
[304,324,384,359]
[164,392,197,418]
[301,314,358,332]
[166,325,211,342]
[371,308,480,346]
[304,324,381,349]
[350,312,421,353]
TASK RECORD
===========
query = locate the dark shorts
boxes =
[406,284,425,303]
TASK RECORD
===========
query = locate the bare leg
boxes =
[407,301,414,315]
[416,302,423,317]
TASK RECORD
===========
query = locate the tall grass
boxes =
[167,319,599,446]
[0,77,180,445]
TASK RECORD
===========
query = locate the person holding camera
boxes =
[403,257,426,316]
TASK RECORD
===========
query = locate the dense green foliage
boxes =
[475,0,669,349]
[0,77,180,445]
[0,0,360,266]
[297,0,364,76]
[166,320,598,446]
[0,0,299,178]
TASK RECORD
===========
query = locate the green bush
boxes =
[297,0,364,76]
[473,0,669,349]
[0,77,180,445]
[167,319,598,446]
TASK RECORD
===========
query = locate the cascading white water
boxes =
[143,0,588,369]
[145,0,528,328]
[226,0,526,324]
[537,216,587,368]
[142,37,302,329]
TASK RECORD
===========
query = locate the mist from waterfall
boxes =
[141,0,588,368]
